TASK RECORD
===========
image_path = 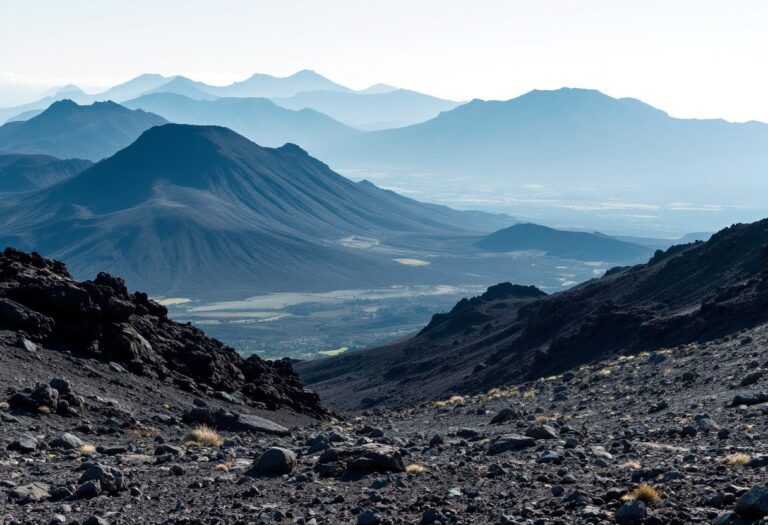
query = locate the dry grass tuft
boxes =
[534,415,550,425]
[405,463,426,474]
[597,368,612,377]
[214,461,235,471]
[79,444,96,455]
[433,400,448,408]
[36,405,51,415]
[623,483,661,503]
[448,395,465,405]
[725,453,751,466]
[620,460,642,469]
[0,401,9,411]
[523,390,536,399]
[162,402,171,411]
[187,425,224,447]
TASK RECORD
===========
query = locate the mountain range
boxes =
[0,124,510,299]
[313,88,768,202]
[298,218,768,410]
[0,100,166,160]
[122,93,359,151]
[0,153,91,192]
[0,71,459,131]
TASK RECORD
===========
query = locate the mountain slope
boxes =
[0,100,167,161]
[477,223,651,262]
[272,89,461,130]
[0,154,91,192]
[0,124,508,299]
[299,218,768,409]
[123,93,359,151]
[315,88,768,199]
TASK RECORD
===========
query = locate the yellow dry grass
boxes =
[623,483,661,503]
[79,444,96,455]
[725,453,751,466]
[187,425,224,447]
[405,463,426,474]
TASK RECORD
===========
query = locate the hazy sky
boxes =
[1,0,766,121]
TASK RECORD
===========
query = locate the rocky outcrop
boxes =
[0,248,328,417]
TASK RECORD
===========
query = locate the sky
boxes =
[1,0,766,122]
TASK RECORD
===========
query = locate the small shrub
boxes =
[725,453,751,466]
[534,415,550,425]
[623,483,661,503]
[79,444,96,455]
[448,395,465,405]
[187,425,224,447]
[36,405,51,415]
[405,463,426,474]
[523,390,536,399]
[214,461,235,471]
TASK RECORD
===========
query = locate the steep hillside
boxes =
[299,218,768,409]
[0,100,166,160]
[0,154,91,192]
[0,124,509,299]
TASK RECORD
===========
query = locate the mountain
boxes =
[476,223,651,262]
[315,88,768,201]
[92,73,174,102]
[298,218,768,410]
[145,77,219,100]
[0,100,167,161]
[0,154,91,192]
[207,70,352,98]
[123,93,359,151]
[272,89,461,130]
[0,124,508,299]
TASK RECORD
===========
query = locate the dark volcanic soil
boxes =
[4,323,768,524]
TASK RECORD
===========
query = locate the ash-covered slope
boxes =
[0,247,326,417]
[299,218,768,410]
[0,124,508,298]
[0,100,167,161]
[0,154,91,192]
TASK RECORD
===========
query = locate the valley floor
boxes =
[4,323,768,523]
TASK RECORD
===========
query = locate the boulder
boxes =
[78,464,126,494]
[251,447,297,475]
[488,434,536,454]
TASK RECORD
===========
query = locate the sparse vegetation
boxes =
[448,395,465,405]
[0,401,9,411]
[186,425,224,447]
[620,460,642,469]
[36,405,50,415]
[405,463,426,474]
[534,415,550,425]
[79,444,96,455]
[523,390,536,399]
[725,453,751,466]
[623,483,661,503]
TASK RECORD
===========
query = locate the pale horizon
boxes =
[1,0,767,123]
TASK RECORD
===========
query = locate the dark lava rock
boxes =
[525,424,559,439]
[78,464,126,494]
[735,485,768,520]
[251,447,297,475]
[8,482,49,503]
[49,432,83,450]
[7,434,38,453]
[0,247,328,417]
[182,407,290,435]
[616,500,647,524]
[488,434,536,454]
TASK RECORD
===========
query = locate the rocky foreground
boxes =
[5,316,768,523]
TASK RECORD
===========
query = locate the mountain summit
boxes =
[0,100,166,161]
[0,124,507,298]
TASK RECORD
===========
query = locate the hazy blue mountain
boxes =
[0,154,91,192]
[614,232,714,251]
[206,70,352,98]
[123,92,359,150]
[316,88,768,198]
[359,83,397,94]
[272,89,461,130]
[0,100,167,160]
[0,124,507,298]
[146,77,219,100]
[476,223,651,262]
[91,73,174,102]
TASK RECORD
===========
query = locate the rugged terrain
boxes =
[299,219,768,411]
[4,300,768,523]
